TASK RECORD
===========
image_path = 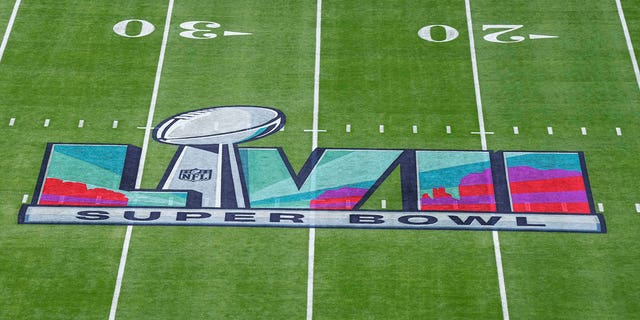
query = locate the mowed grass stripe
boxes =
[475,0,640,318]
[0,0,17,55]
[619,0,640,80]
[312,1,502,319]
[615,0,640,91]
[0,1,171,319]
[114,1,316,318]
[0,0,21,63]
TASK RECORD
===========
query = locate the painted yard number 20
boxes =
[418,24,558,43]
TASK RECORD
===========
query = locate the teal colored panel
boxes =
[417,151,492,199]
[53,144,128,175]
[126,192,187,207]
[46,146,126,189]
[44,144,188,207]
[504,152,582,172]
[240,148,402,208]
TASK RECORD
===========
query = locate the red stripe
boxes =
[39,200,127,207]
[512,202,591,214]
[310,196,363,206]
[509,176,585,194]
[311,196,362,209]
[459,184,495,196]
[421,204,496,212]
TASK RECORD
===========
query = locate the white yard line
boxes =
[108,1,175,319]
[465,0,487,151]
[464,1,509,319]
[0,0,21,63]
[492,231,509,319]
[108,225,133,320]
[616,0,640,91]
[306,227,316,320]
[311,0,322,151]
[307,0,323,319]
[136,0,174,187]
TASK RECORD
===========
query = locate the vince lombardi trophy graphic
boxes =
[153,106,285,208]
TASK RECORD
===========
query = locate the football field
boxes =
[1,0,640,319]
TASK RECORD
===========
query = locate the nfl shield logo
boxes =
[178,168,213,182]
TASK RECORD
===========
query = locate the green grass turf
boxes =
[1,0,640,319]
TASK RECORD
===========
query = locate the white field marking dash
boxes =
[223,31,252,37]
[381,199,387,209]
[307,0,322,319]
[280,126,285,131]
[9,117,15,126]
[635,203,640,213]
[78,120,84,128]
[513,126,519,134]
[112,120,119,129]
[616,127,622,136]
[43,119,50,127]
[303,129,327,133]
[412,125,418,134]
[528,34,558,40]
[547,126,554,135]
[21,194,28,203]
[446,125,451,134]
[581,127,587,135]
[379,125,384,133]
[346,124,351,133]
[0,0,22,63]
[616,0,640,92]
[598,203,604,212]
[471,131,494,135]
[109,1,175,320]
[465,1,508,319]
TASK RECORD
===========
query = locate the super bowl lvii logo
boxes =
[19,106,605,233]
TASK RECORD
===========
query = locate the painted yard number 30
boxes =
[418,24,558,43]
[113,19,251,39]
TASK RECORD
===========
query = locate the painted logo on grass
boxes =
[19,106,605,233]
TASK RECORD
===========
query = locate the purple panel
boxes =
[510,191,588,204]
[316,187,368,199]
[507,166,582,183]
[459,168,493,186]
